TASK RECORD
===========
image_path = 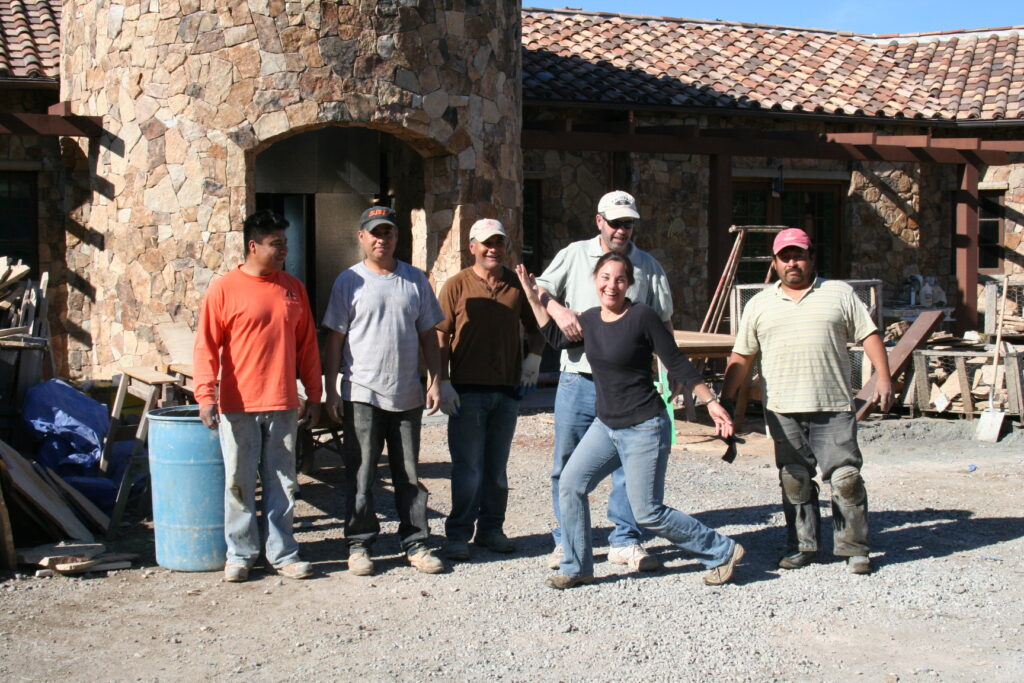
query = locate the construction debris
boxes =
[13,541,137,576]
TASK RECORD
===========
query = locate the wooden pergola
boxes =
[523,120,1024,332]
[0,102,102,137]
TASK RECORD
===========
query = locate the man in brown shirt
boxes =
[436,218,544,560]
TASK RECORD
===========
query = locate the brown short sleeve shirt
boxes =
[437,266,539,387]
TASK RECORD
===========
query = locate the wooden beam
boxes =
[825,132,877,144]
[521,129,1009,165]
[0,112,103,137]
[854,309,945,420]
[979,140,1024,153]
[955,164,980,332]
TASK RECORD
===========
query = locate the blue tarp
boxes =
[21,379,140,512]
[23,379,109,473]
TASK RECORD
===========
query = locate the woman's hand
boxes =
[515,264,540,304]
[707,400,735,439]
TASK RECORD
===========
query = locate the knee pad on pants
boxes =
[830,465,866,506]
[779,464,814,504]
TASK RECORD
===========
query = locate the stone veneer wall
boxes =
[58,0,522,377]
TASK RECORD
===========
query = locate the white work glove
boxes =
[439,379,461,416]
[518,353,543,393]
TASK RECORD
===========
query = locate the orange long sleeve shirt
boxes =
[193,266,322,413]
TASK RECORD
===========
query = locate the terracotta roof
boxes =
[0,0,61,80]
[522,9,1024,122]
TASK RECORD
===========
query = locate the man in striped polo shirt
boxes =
[722,228,893,575]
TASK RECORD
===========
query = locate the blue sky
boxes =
[549,2,1020,35]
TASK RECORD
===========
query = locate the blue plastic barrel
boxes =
[147,406,226,571]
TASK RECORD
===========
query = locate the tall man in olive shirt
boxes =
[436,218,544,560]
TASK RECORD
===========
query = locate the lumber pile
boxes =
[0,257,53,420]
[0,438,130,572]
[904,344,1021,417]
[15,541,137,577]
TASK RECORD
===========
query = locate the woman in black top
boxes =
[517,253,744,589]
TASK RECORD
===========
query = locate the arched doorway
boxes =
[253,126,425,321]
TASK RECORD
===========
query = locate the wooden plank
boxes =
[0,440,94,542]
[855,310,945,420]
[1004,351,1023,417]
[956,357,974,418]
[43,468,111,533]
[16,541,106,567]
[0,475,17,570]
[0,112,104,137]
[913,353,932,414]
[123,366,179,385]
[55,559,132,574]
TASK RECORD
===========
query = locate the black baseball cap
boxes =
[359,206,398,231]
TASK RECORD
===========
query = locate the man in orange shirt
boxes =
[193,210,322,583]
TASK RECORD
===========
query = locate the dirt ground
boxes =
[2,398,1023,681]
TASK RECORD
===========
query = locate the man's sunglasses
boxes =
[606,218,635,229]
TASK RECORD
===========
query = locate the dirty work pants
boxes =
[219,409,301,568]
[445,389,520,542]
[765,410,869,557]
[558,413,735,577]
[551,372,644,549]
[342,401,429,554]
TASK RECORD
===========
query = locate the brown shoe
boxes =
[408,549,445,574]
[546,573,595,590]
[223,564,249,583]
[276,561,313,580]
[703,542,745,586]
[348,550,374,576]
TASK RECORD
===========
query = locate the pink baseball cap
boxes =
[772,228,812,255]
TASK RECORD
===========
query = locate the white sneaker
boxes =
[547,546,563,570]
[608,544,660,572]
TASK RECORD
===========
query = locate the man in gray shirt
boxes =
[322,206,455,577]
[535,190,674,572]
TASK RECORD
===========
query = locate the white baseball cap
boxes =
[597,190,640,221]
[469,218,507,242]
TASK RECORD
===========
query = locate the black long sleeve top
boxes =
[541,302,703,429]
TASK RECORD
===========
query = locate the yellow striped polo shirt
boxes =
[733,278,878,414]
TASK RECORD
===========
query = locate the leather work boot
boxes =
[348,550,374,576]
[408,549,445,574]
[276,561,313,580]
[778,550,818,570]
[608,544,660,572]
[846,555,872,575]
[474,531,516,553]
[704,543,745,586]
[545,573,595,590]
[223,564,249,583]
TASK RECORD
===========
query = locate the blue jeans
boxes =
[558,413,735,577]
[445,390,519,542]
[552,372,642,548]
[219,410,301,568]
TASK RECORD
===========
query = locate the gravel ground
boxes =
[2,393,1023,681]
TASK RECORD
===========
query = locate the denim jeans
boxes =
[445,390,519,542]
[551,372,643,548]
[342,401,429,553]
[558,413,735,577]
[219,410,301,568]
[766,410,869,556]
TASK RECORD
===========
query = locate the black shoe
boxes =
[778,550,818,569]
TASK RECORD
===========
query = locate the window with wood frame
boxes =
[978,190,1005,273]
[0,172,38,274]
[732,180,845,283]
